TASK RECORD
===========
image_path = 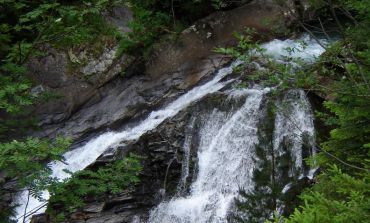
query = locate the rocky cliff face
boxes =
[27,1,316,222]
[37,86,247,223]
[29,0,298,142]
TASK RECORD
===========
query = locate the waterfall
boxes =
[262,34,326,62]
[148,88,317,223]
[13,61,241,223]
[148,88,269,223]
[148,35,325,223]
[177,117,196,195]
[273,90,316,177]
[14,34,326,223]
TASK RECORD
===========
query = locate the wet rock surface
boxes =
[33,54,229,142]
[36,89,247,223]
[26,1,311,222]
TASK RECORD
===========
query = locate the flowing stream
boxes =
[14,34,325,222]
[14,60,240,222]
[148,34,325,223]
[149,88,268,223]
[148,88,316,223]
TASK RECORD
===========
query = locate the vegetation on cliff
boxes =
[1,0,369,222]
[278,0,370,221]
[0,0,237,221]
[216,0,370,222]
[47,154,142,221]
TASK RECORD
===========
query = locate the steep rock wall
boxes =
[30,0,292,143]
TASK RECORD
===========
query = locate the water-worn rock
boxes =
[0,178,18,221]
[83,203,105,213]
[29,1,305,222]
[31,0,293,142]
[34,54,229,141]
[42,89,247,223]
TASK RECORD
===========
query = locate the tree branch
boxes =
[22,190,30,223]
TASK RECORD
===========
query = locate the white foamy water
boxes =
[177,117,196,194]
[14,61,242,223]
[14,34,326,222]
[149,88,268,223]
[262,34,326,62]
[273,90,316,174]
[148,88,316,223]
[148,35,325,223]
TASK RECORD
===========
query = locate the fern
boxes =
[47,154,143,216]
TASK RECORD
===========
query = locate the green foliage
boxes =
[277,166,370,223]
[117,0,232,56]
[215,28,319,92]
[1,0,122,49]
[234,100,313,222]
[0,0,124,138]
[214,28,266,63]
[312,33,370,172]
[116,6,171,55]
[0,137,70,221]
[267,0,370,222]
[219,1,370,222]
[1,1,116,213]
[319,93,370,170]
[0,137,71,203]
[0,65,32,114]
[210,0,227,9]
[47,154,142,215]
[234,102,282,223]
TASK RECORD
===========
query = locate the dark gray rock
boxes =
[29,1,299,222]
[29,0,294,142]
[83,202,105,213]
[46,90,248,223]
[145,0,288,78]
[33,53,229,141]
[30,213,48,223]
[103,6,133,35]
[28,43,135,127]
[25,5,133,137]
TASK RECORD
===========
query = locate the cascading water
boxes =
[273,90,316,178]
[14,34,326,223]
[148,88,316,223]
[148,35,325,223]
[149,88,269,223]
[13,61,241,222]
[177,117,196,195]
[262,34,326,62]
